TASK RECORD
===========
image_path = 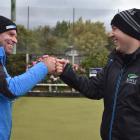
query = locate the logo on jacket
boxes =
[126,74,138,85]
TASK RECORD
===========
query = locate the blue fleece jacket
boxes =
[0,47,48,140]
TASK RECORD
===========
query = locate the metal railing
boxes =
[30,83,76,93]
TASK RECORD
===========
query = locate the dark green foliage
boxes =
[6,54,26,76]
[17,25,40,54]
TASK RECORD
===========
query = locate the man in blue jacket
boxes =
[0,16,56,140]
[56,8,140,140]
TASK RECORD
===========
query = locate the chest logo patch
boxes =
[126,74,138,85]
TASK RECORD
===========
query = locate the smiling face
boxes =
[109,26,140,54]
[0,30,17,55]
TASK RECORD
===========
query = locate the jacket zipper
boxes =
[109,67,125,140]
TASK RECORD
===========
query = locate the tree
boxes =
[17,25,39,54]
[34,25,68,55]
[53,21,70,38]
[67,18,109,71]
[6,54,26,76]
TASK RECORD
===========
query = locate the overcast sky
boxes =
[0,0,140,31]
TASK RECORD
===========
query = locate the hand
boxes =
[55,59,69,75]
[72,64,79,71]
[42,56,56,74]
[31,55,49,66]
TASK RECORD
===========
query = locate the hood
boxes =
[0,46,6,65]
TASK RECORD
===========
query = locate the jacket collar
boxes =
[109,47,140,65]
[0,46,6,65]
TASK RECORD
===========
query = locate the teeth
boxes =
[112,38,117,43]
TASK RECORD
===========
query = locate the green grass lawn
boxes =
[11,97,103,140]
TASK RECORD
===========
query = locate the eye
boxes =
[112,26,117,30]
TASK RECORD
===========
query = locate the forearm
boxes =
[60,64,104,99]
[7,62,48,97]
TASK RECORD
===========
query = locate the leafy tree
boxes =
[34,25,68,55]
[53,21,70,38]
[66,18,110,71]
[6,54,26,76]
[81,48,109,73]
[17,25,39,54]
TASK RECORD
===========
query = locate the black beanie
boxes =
[0,16,17,34]
[111,8,140,40]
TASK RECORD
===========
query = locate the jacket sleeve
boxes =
[60,64,105,99]
[6,62,48,97]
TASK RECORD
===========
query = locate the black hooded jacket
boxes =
[60,48,140,140]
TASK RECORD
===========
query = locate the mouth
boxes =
[8,44,14,50]
[7,40,15,48]
[112,38,118,43]
[112,38,118,45]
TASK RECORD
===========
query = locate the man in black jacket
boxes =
[55,8,140,140]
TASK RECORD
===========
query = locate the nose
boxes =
[108,31,113,38]
[12,36,17,44]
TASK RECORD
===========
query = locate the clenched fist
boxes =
[41,56,56,74]
[55,59,69,75]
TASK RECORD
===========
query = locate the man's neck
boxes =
[125,40,140,54]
